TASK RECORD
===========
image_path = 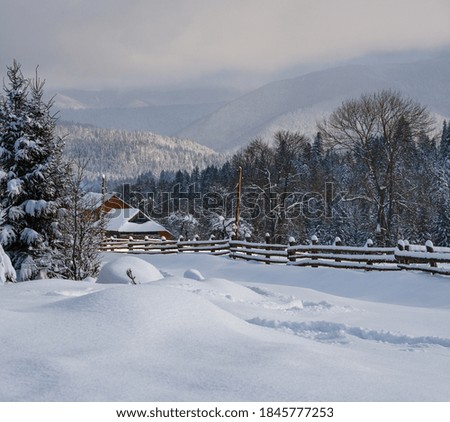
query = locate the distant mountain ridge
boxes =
[53,86,245,136]
[58,103,225,136]
[177,56,450,151]
[54,56,450,153]
[53,85,244,108]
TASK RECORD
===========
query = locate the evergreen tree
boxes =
[0,61,67,280]
[440,120,450,161]
[431,121,450,245]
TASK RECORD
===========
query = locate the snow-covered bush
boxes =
[210,214,252,240]
[165,211,199,239]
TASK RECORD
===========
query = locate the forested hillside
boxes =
[125,92,450,247]
[57,123,223,182]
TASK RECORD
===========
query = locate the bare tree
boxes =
[56,159,104,280]
[231,132,313,243]
[318,90,434,245]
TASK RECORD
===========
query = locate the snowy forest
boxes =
[1,61,449,285]
[121,91,450,247]
[57,123,222,183]
[0,62,102,282]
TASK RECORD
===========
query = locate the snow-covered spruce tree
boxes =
[440,120,450,159]
[431,122,450,246]
[0,62,67,280]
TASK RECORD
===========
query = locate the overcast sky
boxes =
[1,0,450,89]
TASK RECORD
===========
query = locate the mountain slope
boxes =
[57,123,223,182]
[52,86,245,135]
[177,56,450,152]
[58,103,224,135]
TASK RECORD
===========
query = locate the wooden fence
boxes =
[100,236,450,276]
[395,240,450,275]
[287,244,398,271]
[229,240,288,264]
[99,236,229,255]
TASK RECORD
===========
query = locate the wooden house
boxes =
[84,193,173,240]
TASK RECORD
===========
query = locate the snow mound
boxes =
[184,268,205,281]
[192,277,263,303]
[96,256,163,284]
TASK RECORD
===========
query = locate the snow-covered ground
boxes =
[1,252,450,402]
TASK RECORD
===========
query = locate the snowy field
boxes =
[1,252,450,402]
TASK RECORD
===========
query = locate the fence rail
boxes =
[100,236,450,276]
[229,240,288,264]
[286,244,399,271]
[99,237,229,255]
[394,242,450,275]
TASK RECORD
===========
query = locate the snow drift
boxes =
[96,255,163,284]
[1,252,450,401]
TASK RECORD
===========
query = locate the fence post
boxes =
[143,235,150,251]
[288,236,296,263]
[159,235,166,253]
[265,233,271,265]
[108,236,114,252]
[425,240,437,268]
[178,235,184,253]
[209,234,216,253]
[333,237,342,262]
[366,238,374,266]
[396,239,405,265]
[230,233,236,259]
[311,235,318,267]
[128,236,134,252]
[194,234,199,252]
[245,233,252,256]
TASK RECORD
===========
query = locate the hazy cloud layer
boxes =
[1,0,450,88]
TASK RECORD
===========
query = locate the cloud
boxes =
[1,0,450,88]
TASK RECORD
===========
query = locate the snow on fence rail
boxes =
[99,236,229,255]
[395,240,450,275]
[286,244,399,271]
[177,239,229,255]
[229,240,288,264]
[99,235,450,275]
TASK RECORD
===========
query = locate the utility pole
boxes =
[101,174,106,241]
[235,166,243,240]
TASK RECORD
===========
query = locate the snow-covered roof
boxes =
[106,207,167,234]
[82,192,115,210]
